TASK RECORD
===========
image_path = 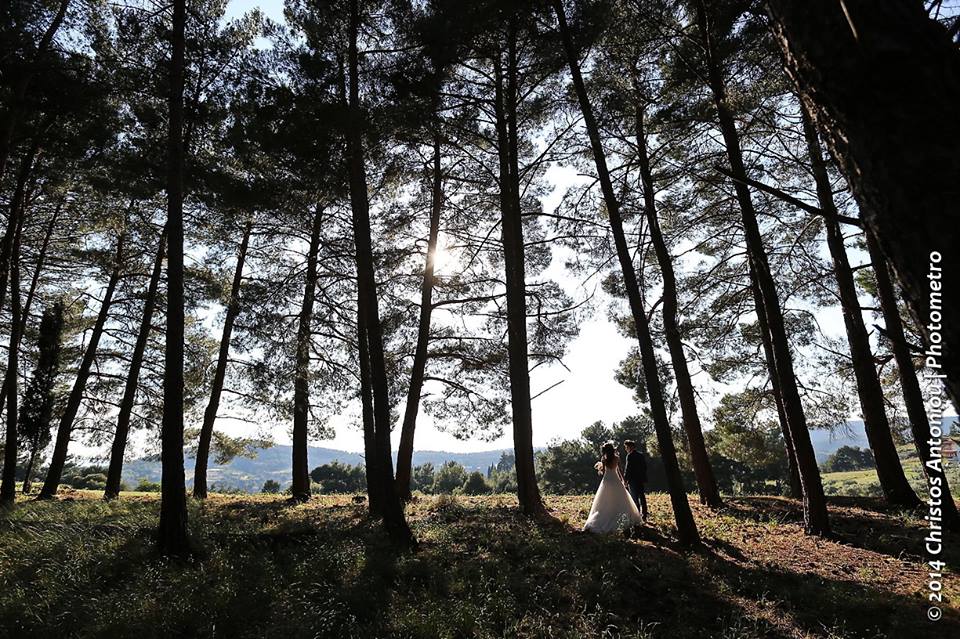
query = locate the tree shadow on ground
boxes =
[2,494,957,638]
[718,496,958,563]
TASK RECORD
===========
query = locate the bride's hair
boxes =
[600,441,618,468]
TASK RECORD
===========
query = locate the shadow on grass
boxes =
[1,495,956,638]
[718,496,959,564]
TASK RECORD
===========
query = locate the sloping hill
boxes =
[122,445,513,492]
[119,417,957,492]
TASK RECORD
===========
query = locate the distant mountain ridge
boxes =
[121,417,957,492]
[122,445,512,493]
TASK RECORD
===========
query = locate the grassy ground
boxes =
[0,490,956,638]
[821,451,959,497]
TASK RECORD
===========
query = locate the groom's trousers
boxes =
[627,480,648,520]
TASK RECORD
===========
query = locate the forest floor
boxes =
[0,490,957,638]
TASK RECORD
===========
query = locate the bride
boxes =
[583,441,643,533]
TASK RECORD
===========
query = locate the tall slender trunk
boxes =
[750,265,802,498]
[345,0,413,545]
[21,449,38,494]
[552,0,698,541]
[193,218,253,498]
[19,204,60,338]
[291,207,324,502]
[694,0,829,535]
[104,229,166,500]
[0,216,24,505]
[866,230,960,529]
[802,109,919,507]
[0,138,41,320]
[358,307,381,513]
[631,78,721,508]
[158,0,189,556]
[491,20,545,518]
[37,233,125,499]
[766,0,960,409]
[0,0,69,183]
[0,159,52,425]
[395,136,443,501]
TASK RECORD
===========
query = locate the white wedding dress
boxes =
[583,462,643,533]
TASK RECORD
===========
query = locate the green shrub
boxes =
[135,478,160,492]
[459,471,492,495]
[261,479,282,494]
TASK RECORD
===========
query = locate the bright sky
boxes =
[208,1,641,454]
[206,1,808,455]
[160,0,950,459]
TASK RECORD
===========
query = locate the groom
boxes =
[622,440,648,522]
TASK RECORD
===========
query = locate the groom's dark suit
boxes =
[623,449,648,520]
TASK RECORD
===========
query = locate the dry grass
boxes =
[0,490,956,638]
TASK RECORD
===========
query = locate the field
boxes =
[821,449,959,498]
[0,490,957,638]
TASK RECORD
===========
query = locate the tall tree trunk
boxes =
[193,218,253,499]
[334,52,381,514]
[766,0,960,409]
[395,135,443,502]
[750,265,802,498]
[552,0,698,541]
[0,156,52,425]
[291,207,324,502]
[491,20,546,518]
[695,0,829,535]
[0,0,69,183]
[19,204,59,340]
[358,307,381,514]
[866,231,960,530]
[0,217,24,505]
[37,233,125,499]
[104,229,166,500]
[21,448,38,494]
[345,0,413,545]
[0,137,41,320]
[158,0,190,556]
[802,109,919,508]
[631,78,721,508]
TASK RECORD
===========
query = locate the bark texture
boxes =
[802,110,919,507]
[766,0,960,408]
[695,0,829,534]
[158,0,190,556]
[345,0,413,544]
[492,18,545,517]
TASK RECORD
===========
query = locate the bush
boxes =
[75,473,108,490]
[432,461,468,494]
[310,461,366,493]
[460,471,492,495]
[411,463,436,494]
[135,479,160,492]
[822,446,875,472]
[261,479,281,494]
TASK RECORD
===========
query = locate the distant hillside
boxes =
[122,446,512,493]
[809,422,870,463]
[809,416,958,463]
[121,417,958,492]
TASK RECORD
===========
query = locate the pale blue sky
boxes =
[204,0,942,456]
[213,1,645,453]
